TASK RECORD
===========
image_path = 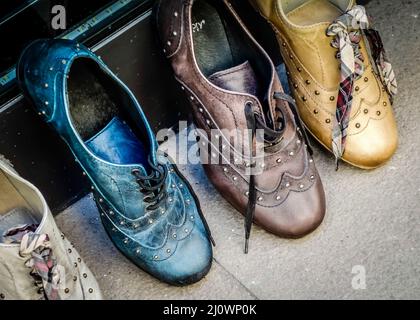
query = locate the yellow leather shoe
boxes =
[251,0,398,169]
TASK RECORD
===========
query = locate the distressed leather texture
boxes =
[17,39,212,285]
[252,0,398,169]
[155,0,326,238]
[0,160,102,300]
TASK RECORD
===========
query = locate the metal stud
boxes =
[309,159,314,163]
[282,42,286,47]
[233,176,238,181]
[315,90,320,95]
[356,123,361,128]
[154,255,159,260]
[326,119,331,124]
[330,96,335,101]
[167,41,172,46]
[206,119,211,126]
[167,249,171,254]
[73,276,77,282]
[245,191,249,196]
[364,109,369,114]
[179,183,183,188]
[258,196,263,202]
[289,54,294,60]
[88,288,93,294]
[185,228,189,233]
[174,11,178,17]
[45,101,49,106]
[314,109,319,114]
[172,184,176,188]
[136,249,141,254]
[305,80,311,85]
[297,67,302,72]
[285,182,290,188]
[149,219,153,224]
[302,96,307,102]
[78,258,82,263]
[173,233,177,239]
[134,223,140,229]
[198,107,203,113]
[355,86,360,92]
[297,139,301,145]
[64,288,70,294]
[62,59,67,64]
[299,184,304,189]
[293,83,298,89]
[49,67,53,71]
[99,198,103,203]
[223,167,228,173]
[168,198,173,203]
[173,31,177,36]
[83,273,88,278]
[44,83,49,88]
[120,221,125,226]
[364,77,369,82]
[289,151,294,156]
[222,144,227,150]
[74,262,78,268]
[276,195,281,201]
[123,238,128,244]
[276,158,282,163]
[310,175,315,180]
[377,111,381,116]
[68,249,72,253]
[261,163,266,168]
[383,102,388,106]
[191,215,194,220]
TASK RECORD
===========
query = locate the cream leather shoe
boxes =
[251,0,398,169]
[0,157,102,300]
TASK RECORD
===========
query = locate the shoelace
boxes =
[4,224,62,300]
[132,156,168,211]
[243,92,312,253]
[132,155,215,246]
[326,5,397,167]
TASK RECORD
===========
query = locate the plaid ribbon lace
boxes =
[326,5,397,167]
[3,224,62,300]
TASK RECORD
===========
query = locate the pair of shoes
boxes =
[0,156,102,300]
[154,0,326,251]
[17,39,214,286]
[251,0,398,169]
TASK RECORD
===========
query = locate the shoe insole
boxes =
[0,171,29,215]
[0,172,37,242]
[192,0,235,77]
[85,116,149,167]
[0,208,37,243]
[68,59,119,141]
[287,0,342,26]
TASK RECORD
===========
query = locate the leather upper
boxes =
[155,0,326,238]
[253,0,398,169]
[17,39,212,285]
[0,160,102,300]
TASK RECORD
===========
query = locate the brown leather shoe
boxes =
[251,0,398,169]
[154,0,326,251]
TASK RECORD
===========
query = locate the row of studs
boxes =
[282,41,387,127]
[223,160,315,203]
[163,11,179,54]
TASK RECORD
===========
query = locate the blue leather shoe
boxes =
[17,39,214,285]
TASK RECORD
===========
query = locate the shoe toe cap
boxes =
[152,227,213,286]
[344,111,398,169]
[255,177,326,238]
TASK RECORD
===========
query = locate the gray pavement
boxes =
[55,0,420,300]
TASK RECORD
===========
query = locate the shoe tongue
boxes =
[209,61,259,97]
